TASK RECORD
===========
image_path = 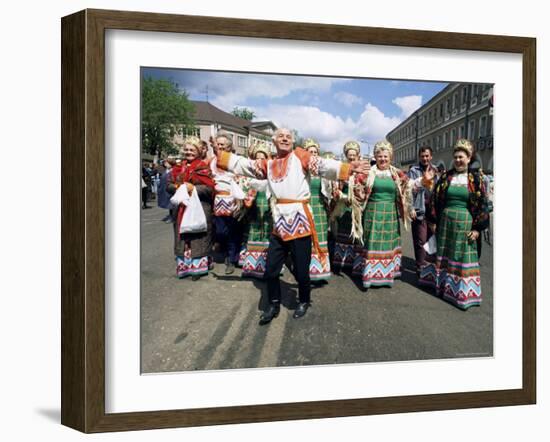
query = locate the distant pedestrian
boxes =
[142,165,152,209]
[157,159,173,222]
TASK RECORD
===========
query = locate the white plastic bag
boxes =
[171,187,207,234]
[423,235,437,255]
[170,184,190,206]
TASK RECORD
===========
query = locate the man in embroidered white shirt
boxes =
[210,133,245,275]
[216,128,370,324]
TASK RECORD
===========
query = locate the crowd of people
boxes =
[147,128,492,325]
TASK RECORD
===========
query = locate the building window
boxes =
[451,128,457,146]
[237,136,247,148]
[443,132,448,149]
[446,99,450,114]
[480,116,487,137]
[469,120,476,139]
[182,127,199,137]
[439,103,443,118]
[462,87,468,104]
[453,93,458,109]
[459,125,465,138]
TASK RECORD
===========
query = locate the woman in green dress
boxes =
[352,140,413,288]
[330,141,363,272]
[304,139,331,281]
[419,139,489,309]
[240,143,272,278]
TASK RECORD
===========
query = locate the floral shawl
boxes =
[426,168,490,232]
[348,164,413,242]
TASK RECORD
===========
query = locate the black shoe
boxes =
[293,302,310,319]
[225,262,235,275]
[259,304,280,325]
[192,274,201,281]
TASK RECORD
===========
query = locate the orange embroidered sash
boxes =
[276,198,325,266]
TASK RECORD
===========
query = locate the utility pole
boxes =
[200,85,209,102]
[360,139,375,160]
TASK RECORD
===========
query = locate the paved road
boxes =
[141,203,493,373]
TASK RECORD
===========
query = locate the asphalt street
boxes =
[141,202,493,373]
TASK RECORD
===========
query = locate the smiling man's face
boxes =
[274,129,294,156]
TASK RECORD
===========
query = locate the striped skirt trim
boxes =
[419,262,482,310]
[176,253,209,278]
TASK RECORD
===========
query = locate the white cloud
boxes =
[334,91,363,107]
[177,71,349,111]
[392,95,423,118]
[298,93,321,107]
[253,102,401,154]
[357,103,401,141]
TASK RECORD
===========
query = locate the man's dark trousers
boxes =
[214,216,243,265]
[411,218,431,271]
[264,235,312,305]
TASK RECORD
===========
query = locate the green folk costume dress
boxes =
[419,172,484,309]
[353,170,403,288]
[239,180,271,278]
[332,181,360,270]
[309,176,331,281]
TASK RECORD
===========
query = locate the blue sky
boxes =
[142,67,447,154]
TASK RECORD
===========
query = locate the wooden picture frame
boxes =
[61,8,536,433]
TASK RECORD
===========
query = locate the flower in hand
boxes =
[467,230,479,242]
[350,160,371,175]
[424,166,436,181]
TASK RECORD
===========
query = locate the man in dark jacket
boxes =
[407,146,436,276]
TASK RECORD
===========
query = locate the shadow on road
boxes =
[332,268,368,293]
[251,278,299,312]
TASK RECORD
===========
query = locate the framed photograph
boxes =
[61,9,536,433]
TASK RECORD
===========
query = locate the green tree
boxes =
[141,77,196,157]
[231,107,256,121]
